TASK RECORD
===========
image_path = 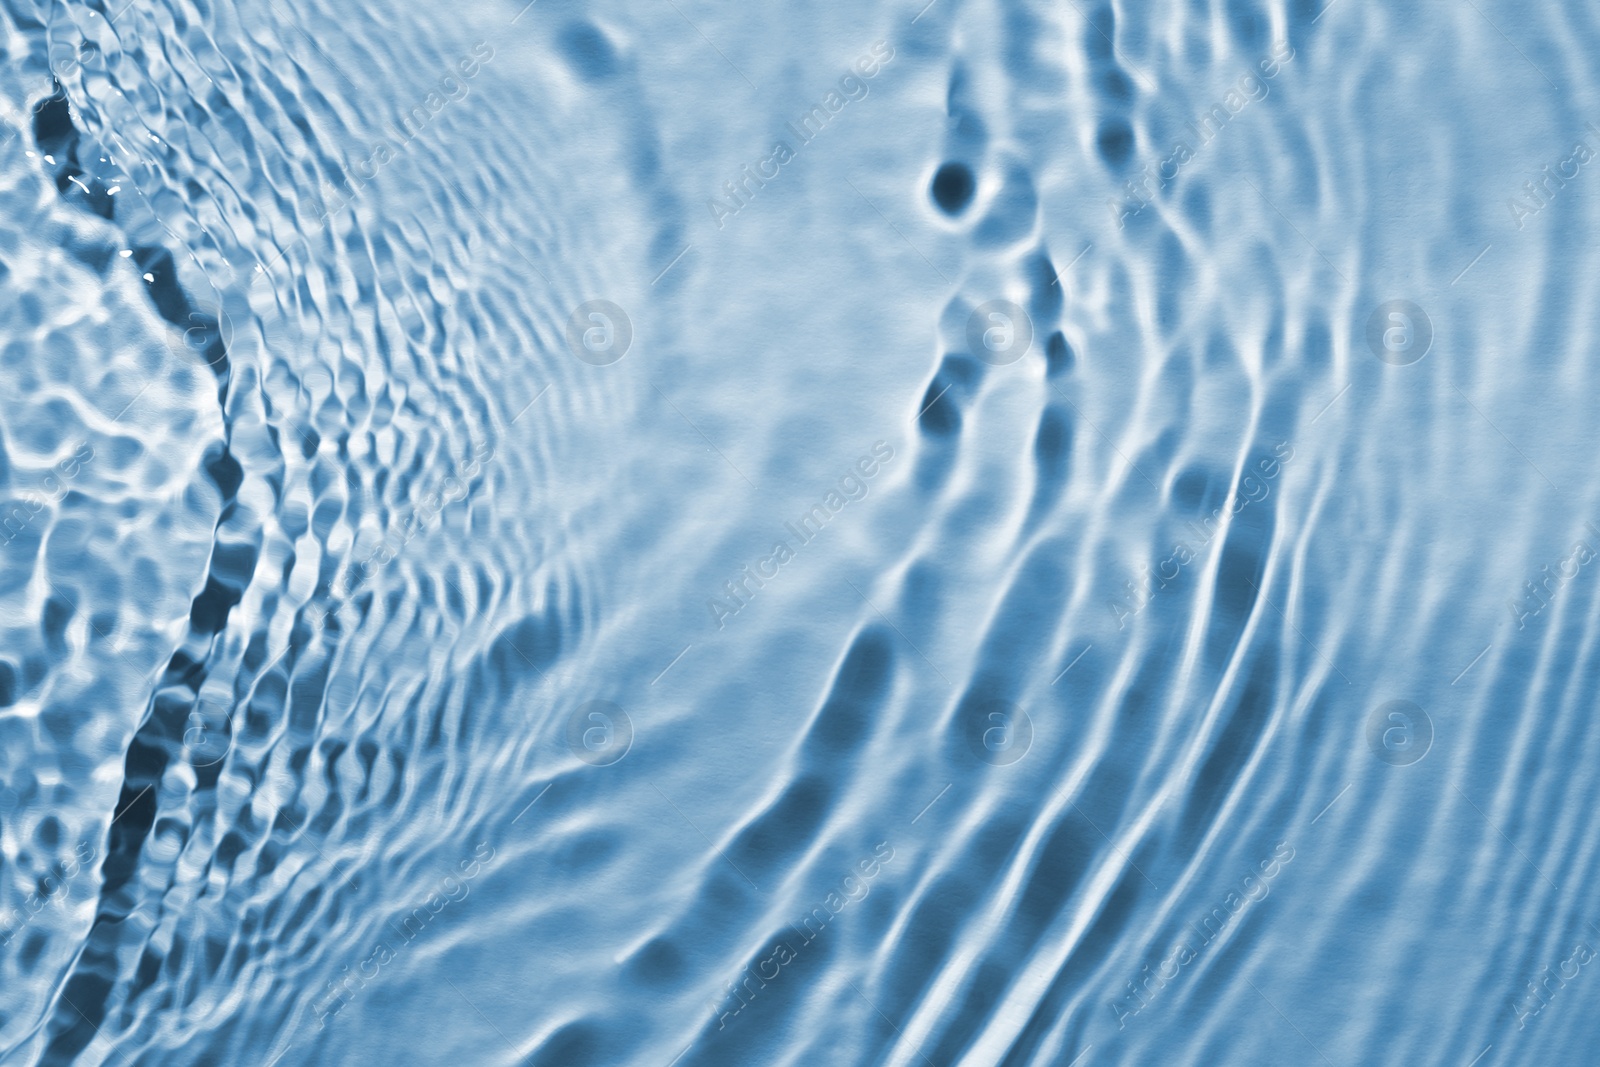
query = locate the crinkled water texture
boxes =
[0,0,1598,1065]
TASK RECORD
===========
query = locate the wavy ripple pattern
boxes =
[1,0,1599,1065]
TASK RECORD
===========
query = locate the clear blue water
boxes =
[1,0,1599,1064]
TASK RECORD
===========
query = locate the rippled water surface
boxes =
[3,0,1600,1064]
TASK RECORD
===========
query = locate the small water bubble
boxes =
[931,161,976,215]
